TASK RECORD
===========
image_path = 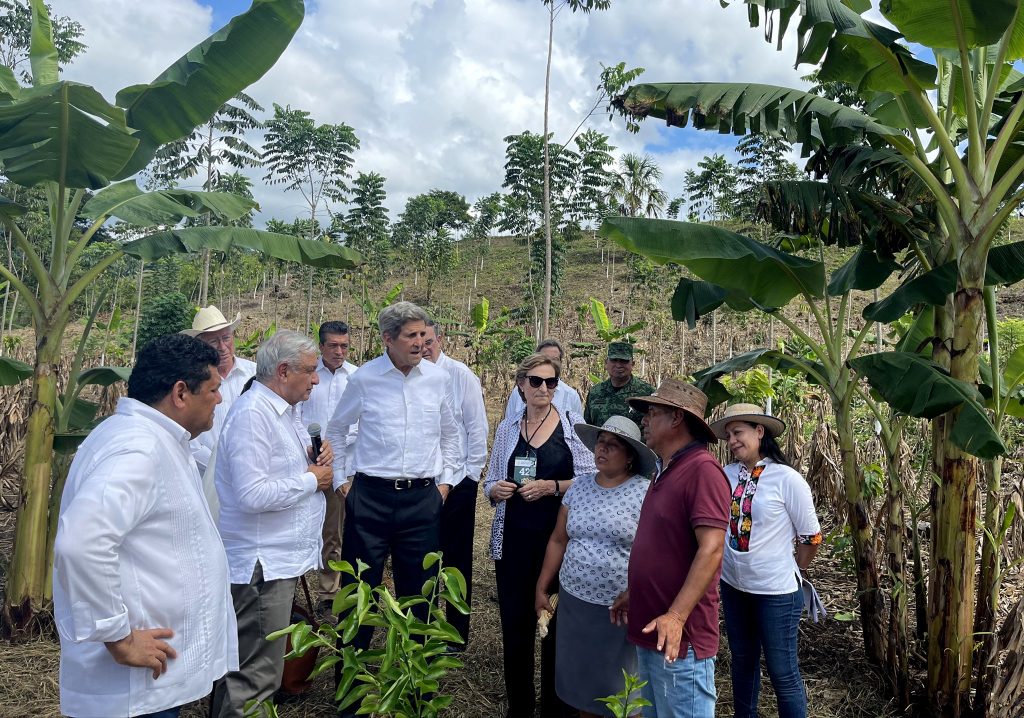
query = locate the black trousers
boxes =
[495,526,574,718]
[335,476,443,714]
[440,477,478,646]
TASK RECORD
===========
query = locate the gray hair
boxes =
[255,329,317,380]
[378,301,430,340]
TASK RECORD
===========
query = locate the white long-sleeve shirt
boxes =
[298,357,358,471]
[435,351,488,485]
[325,352,462,489]
[190,356,256,473]
[216,381,326,584]
[54,398,237,718]
[503,378,583,421]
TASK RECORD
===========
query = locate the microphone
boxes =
[308,423,323,460]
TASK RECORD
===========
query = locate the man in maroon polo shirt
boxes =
[610,379,730,718]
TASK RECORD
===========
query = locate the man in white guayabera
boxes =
[182,305,256,475]
[210,330,334,718]
[54,334,237,718]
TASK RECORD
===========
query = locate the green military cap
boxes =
[607,341,634,360]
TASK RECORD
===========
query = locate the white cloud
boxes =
[44,0,812,226]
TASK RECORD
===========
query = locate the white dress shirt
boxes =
[325,351,463,489]
[54,398,237,718]
[190,355,256,473]
[435,351,489,485]
[298,357,358,472]
[503,378,583,421]
[216,381,326,584]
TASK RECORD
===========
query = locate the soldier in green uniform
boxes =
[584,341,655,428]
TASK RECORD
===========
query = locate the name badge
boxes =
[513,454,538,486]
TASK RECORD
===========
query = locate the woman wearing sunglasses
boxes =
[485,352,596,718]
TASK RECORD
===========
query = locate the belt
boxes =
[354,472,434,490]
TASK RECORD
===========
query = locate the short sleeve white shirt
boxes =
[720,458,821,594]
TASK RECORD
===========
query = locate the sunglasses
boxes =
[526,375,559,389]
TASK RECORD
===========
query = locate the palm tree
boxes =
[609,153,668,218]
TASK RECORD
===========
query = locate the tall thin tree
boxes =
[539,0,610,337]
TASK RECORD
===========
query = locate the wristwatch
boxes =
[553,480,561,497]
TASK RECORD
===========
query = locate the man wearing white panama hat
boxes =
[181,306,256,474]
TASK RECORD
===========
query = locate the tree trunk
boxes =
[975,284,1006,714]
[882,430,910,710]
[130,261,145,357]
[928,252,985,717]
[541,3,555,338]
[199,249,212,305]
[3,327,62,635]
[834,401,886,666]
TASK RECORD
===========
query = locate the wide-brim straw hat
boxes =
[627,378,717,443]
[709,402,786,440]
[574,415,659,479]
[180,306,241,337]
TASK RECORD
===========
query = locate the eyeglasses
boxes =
[526,375,559,389]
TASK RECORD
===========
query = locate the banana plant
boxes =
[606,2,1024,711]
[0,0,364,634]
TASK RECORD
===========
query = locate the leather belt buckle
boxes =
[395,478,414,490]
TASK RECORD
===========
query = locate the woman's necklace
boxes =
[522,405,553,443]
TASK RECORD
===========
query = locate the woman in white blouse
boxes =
[710,403,821,718]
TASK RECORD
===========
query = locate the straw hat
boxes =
[180,306,241,337]
[627,378,717,443]
[709,403,785,440]
[574,415,658,478]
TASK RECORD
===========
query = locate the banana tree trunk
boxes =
[834,403,886,665]
[3,325,63,634]
[882,431,910,710]
[928,250,985,717]
[975,456,1004,714]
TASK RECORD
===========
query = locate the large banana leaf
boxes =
[0,0,304,189]
[0,83,138,189]
[599,216,825,309]
[0,196,27,217]
[881,0,1020,54]
[28,0,58,86]
[76,367,131,388]
[863,240,1024,321]
[114,0,304,179]
[82,181,256,226]
[671,278,727,330]
[0,356,32,386]
[851,351,1005,459]
[614,83,914,155]
[122,227,362,270]
[828,247,903,296]
[721,0,936,94]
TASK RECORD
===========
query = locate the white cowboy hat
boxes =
[574,415,659,479]
[709,402,786,440]
[180,306,241,337]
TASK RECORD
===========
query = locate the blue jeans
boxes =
[636,645,716,718]
[721,581,806,718]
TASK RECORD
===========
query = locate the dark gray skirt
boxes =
[555,588,638,716]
